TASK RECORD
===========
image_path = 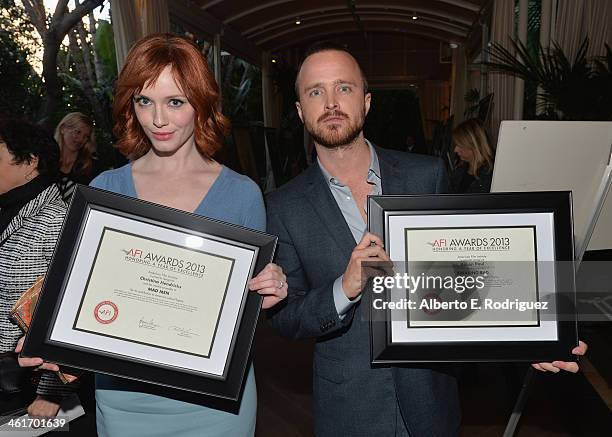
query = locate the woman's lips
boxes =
[152,132,174,141]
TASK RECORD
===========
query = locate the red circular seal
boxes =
[94,301,118,324]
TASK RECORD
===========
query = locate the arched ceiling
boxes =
[172,0,490,86]
[193,0,487,52]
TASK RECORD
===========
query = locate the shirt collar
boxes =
[317,139,381,187]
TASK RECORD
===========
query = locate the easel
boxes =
[502,149,612,436]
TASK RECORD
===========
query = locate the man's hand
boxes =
[27,395,61,418]
[342,232,391,299]
[532,341,588,373]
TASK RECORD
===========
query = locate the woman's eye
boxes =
[169,99,185,107]
[134,96,151,106]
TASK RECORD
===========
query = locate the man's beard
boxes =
[305,109,365,149]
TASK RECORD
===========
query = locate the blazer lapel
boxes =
[0,185,60,245]
[376,146,404,195]
[300,164,356,258]
[0,202,30,245]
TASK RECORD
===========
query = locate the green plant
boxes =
[486,37,612,120]
[0,1,43,117]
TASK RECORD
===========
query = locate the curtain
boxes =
[552,0,611,60]
[450,46,467,127]
[420,80,451,141]
[261,52,279,191]
[586,0,612,58]
[111,0,170,71]
[553,0,587,61]
[110,0,139,72]
[489,0,516,143]
[139,0,170,38]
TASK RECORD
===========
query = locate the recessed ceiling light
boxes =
[412,15,418,20]
[295,18,301,25]
[450,42,459,49]
[272,58,277,63]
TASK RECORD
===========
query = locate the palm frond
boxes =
[483,36,611,120]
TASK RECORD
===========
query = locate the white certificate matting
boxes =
[74,228,234,357]
[49,209,257,377]
[386,212,559,344]
[404,226,539,327]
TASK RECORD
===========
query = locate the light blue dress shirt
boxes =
[317,140,382,318]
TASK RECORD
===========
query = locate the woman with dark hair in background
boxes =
[0,118,72,418]
[450,118,495,193]
[54,112,101,202]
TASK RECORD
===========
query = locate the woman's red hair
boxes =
[113,33,229,160]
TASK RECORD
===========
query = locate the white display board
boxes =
[491,121,612,252]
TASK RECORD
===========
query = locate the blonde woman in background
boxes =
[450,118,494,193]
[54,112,101,202]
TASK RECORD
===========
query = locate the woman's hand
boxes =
[248,263,288,309]
[15,337,77,383]
[15,337,59,372]
[27,395,61,418]
[531,341,588,373]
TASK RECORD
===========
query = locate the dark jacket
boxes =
[0,184,72,399]
[266,146,460,437]
[450,164,493,194]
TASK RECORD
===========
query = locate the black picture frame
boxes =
[367,191,578,363]
[22,185,277,403]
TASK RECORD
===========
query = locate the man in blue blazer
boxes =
[266,42,459,437]
[266,42,586,437]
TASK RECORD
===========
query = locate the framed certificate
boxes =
[22,185,277,402]
[367,192,578,363]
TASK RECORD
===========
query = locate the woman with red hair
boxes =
[88,33,287,436]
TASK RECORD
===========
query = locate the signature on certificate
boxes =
[168,325,200,338]
[138,317,161,330]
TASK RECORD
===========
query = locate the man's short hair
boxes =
[294,41,369,96]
